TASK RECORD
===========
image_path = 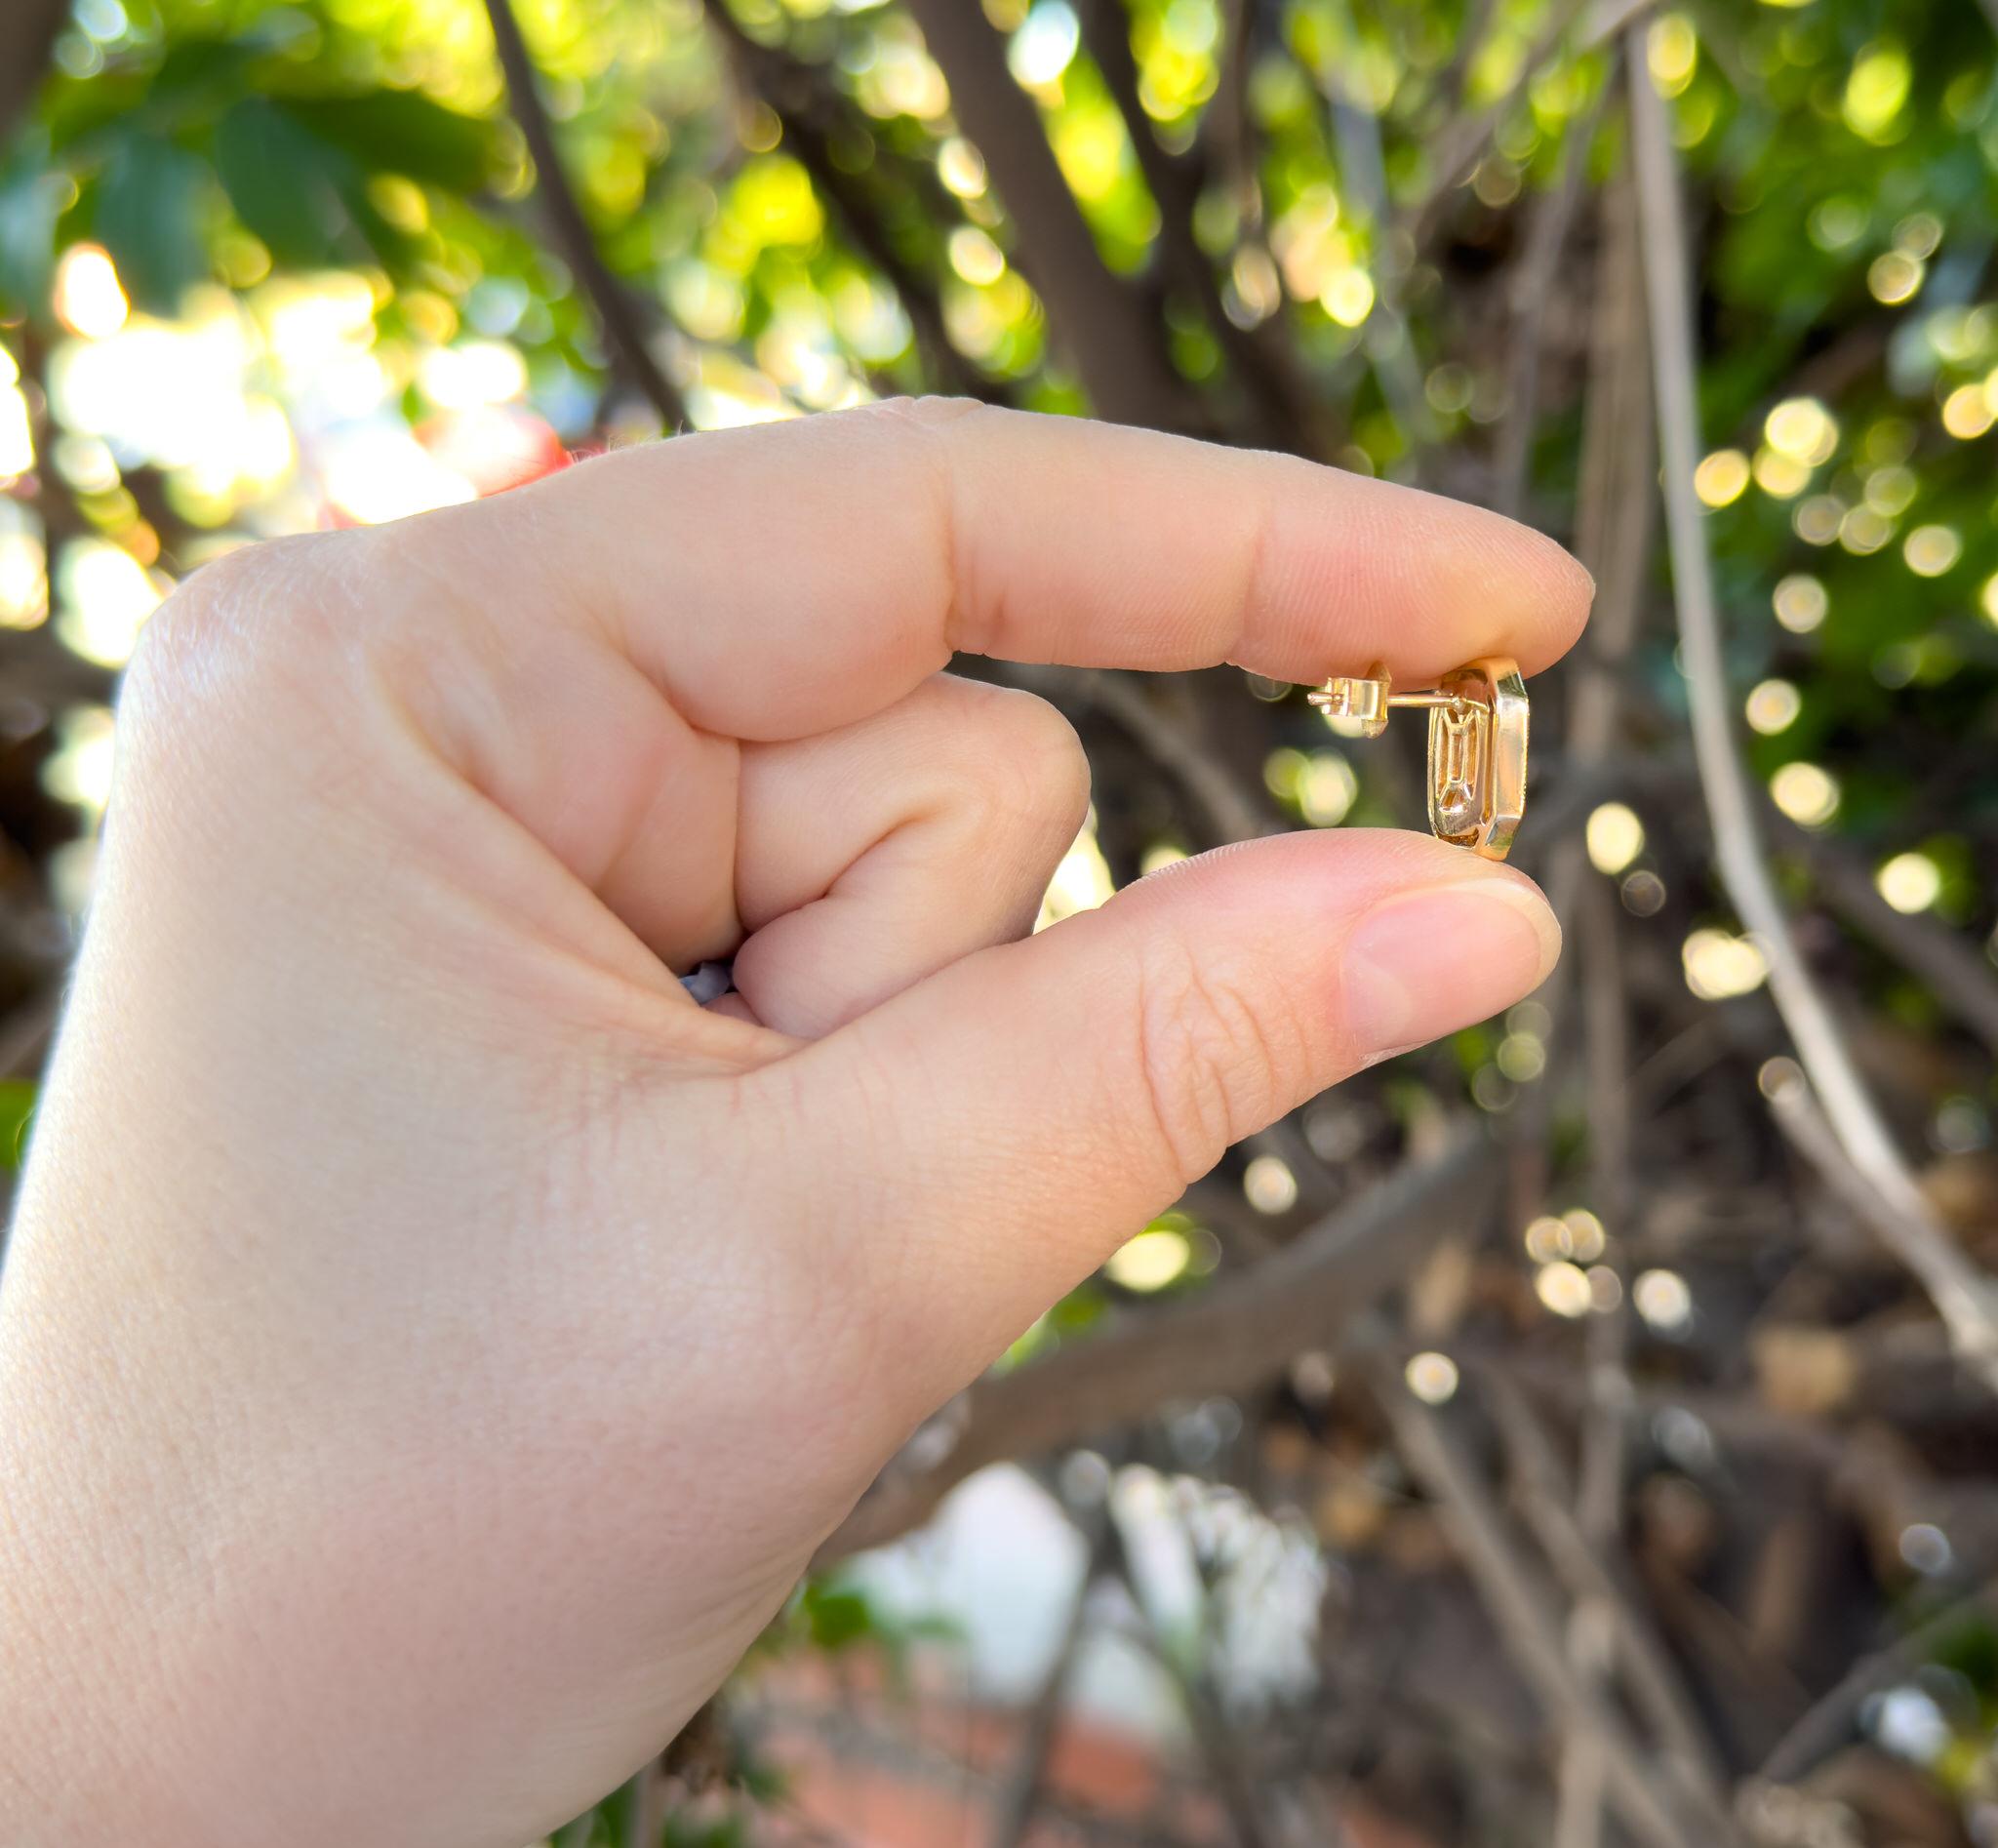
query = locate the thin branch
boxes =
[1104,1523,1277,1848]
[1499,187,1655,1848]
[0,0,66,152]
[1492,79,1608,521]
[1489,1381,1732,1817]
[817,1127,1494,1564]
[1625,42,1998,1384]
[1757,1581,1998,1786]
[7,324,120,709]
[1763,1063,1986,1342]
[1321,60,1433,455]
[0,990,59,1082]
[1425,0,1501,129]
[1073,669,1276,847]
[1168,1669,1276,1848]
[621,1762,662,1848]
[1402,0,1649,247]
[1203,0,1261,221]
[1782,819,1998,1065]
[1542,183,1655,1829]
[903,0,1197,429]
[482,0,687,429]
[1502,130,1651,984]
[701,7,999,404]
[1553,875,1643,1843]
[1370,1363,1720,1848]
[1076,0,1323,458]
[985,1523,1107,1848]
[1567,158,1655,726]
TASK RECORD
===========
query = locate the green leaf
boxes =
[0,1080,36,1171]
[285,91,497,194]
[800,1582,873,1652]
[214,98,355,267]
[147,35,260,112]
[339,178,420,273]
[92,134,211,312]
[0,150,65,316]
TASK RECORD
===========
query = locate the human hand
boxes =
[0,401,1588,1844]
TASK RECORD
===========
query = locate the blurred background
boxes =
[3,0,1997,1842]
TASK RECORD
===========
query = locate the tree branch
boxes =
[1625,41,1998,1385]
[702,7,1001,404]
[1071,668,1277,846]
[1519,181,1664,1840]
[1076,0,1324,457]
[1371,1364,1726,1848]
[1757,1581,1998,1786]
[1403,0,1653,247]
[5,326,120,709]
[1491,80,1608,521]
[985,1516,1110,1848]
[481,0,688,429]
[1202,0,1262,221]
[0,0,66,154]
[1782,819,1998,1065]
[901,0,1197,429]
[1489,1381,1731,1817]
[817,1127,1494,1564]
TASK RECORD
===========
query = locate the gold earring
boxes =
[1307,658,1529,862]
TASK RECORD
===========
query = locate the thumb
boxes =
[777,827,1560,1384]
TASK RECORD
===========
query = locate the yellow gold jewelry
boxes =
[1307,658,1529,862]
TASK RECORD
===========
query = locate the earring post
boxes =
[1386,691,1477,712]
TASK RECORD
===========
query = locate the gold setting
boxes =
[1306,657,1530,861]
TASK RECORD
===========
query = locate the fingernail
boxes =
[1342,877,1561,1056]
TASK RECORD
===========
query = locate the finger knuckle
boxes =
[124,530,369,741]
[915,678,1089,850]
[867,393,987,434]
[1130,932,1293,1184]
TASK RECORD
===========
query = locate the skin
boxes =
[0,399,1590,1844]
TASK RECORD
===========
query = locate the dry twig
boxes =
[1490,1382,1729,1810]
[1372,1362,1732,1848]
[482,0,688,429]
[1625,40,1998,1386]
[901,0,1196,429]
[1757,1581,1998,1787]
[985,1515,1111,1848]
[700,6,1000,405]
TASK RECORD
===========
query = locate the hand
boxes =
[0,401,1588,1844]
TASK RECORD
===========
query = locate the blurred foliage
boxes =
[8,0,1998,1839]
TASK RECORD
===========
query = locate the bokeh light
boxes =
[1745,679,1801,735]
[1693,448,1749,507]
[1770,762,1841,827]
[1404,1351,1459,1404]
[1772,574,1827,632]
[1683,928,1769,1000]
[1536,1261,1592,1319]
[1586,803,1645,875]
[1876,851,1942,913]
[1633,1268,1694,1331]
[52,245,128,340]
[1242,1154,1299,1216]
[1105,1227,1190,1292]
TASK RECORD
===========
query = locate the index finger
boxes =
[458,398,1593,742]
